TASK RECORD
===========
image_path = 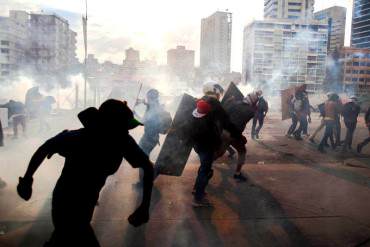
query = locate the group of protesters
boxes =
[286,86,370,154]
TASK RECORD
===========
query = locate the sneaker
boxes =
[192,197,213,207]
[357,144,363,154]
[192,189,208,196]
[233,173,247,182]
[294,135,303,141]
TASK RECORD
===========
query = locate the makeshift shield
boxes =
[281,85,304,121]
[221,82,244,106]
[155,93,196,176]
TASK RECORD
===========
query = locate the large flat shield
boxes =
[155,93,196,176]
[221,82,244,105]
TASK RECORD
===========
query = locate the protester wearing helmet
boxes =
[136,89,168,185]
[341,96,361,152]
[190,81,244,207]
[221,90,260,182]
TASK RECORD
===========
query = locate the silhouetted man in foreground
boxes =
[17,99,154,247]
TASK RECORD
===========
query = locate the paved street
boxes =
[0,112,370,247]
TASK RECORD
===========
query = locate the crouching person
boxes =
[17,99,154,247]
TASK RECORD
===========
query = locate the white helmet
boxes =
[203,81,224,95]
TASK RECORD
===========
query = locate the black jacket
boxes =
[366,107,370,124]
[342,102,360,123]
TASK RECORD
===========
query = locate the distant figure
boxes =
[286,95,298,137]
[135,89,171,184]
[17,99,154,246]
[309,92,333,144]
[223,91,260,182]
[357,107,370,153]
[0,100,26,139]
[341,96,361,152]
[190,82,245,207]
[0,117,3,146]
[318,94,341,153]
[292,88,311,141]
[251,95,268,140]
[333,96,343,147]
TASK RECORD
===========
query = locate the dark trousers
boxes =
[13,115,26,137]
[194,150,214,200]
[319,120,335,150]
[293,115,308,138]
[287,113,298,135]
[252,113,265,137]
[343,121,357,149]
[229,137,247,166]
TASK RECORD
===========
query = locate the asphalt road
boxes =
[0,111,369,247]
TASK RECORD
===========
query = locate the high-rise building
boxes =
[124,47,140,63]
[264,0,315,20]
[200,11,232,75]
[242,19,328,93]
[351,0,370,49]
[167,45,195,80]
[314,6,346,53]
[340,47,370,96]
[0,11,29,79]
[29,12,77,74]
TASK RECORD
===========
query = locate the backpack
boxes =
[158,109,172,134]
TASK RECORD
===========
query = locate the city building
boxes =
[29,12,77,74]
[200,11,232,76]
[351,0,370,49]
[167,45,195,81]
[340,47,370,96]
[242,19,328,93]
[314,6,346,53]
[0,10,77,82]
[0,10,29,80]
[264,0,315,20]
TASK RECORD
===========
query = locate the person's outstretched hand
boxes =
[128,205,149,227]
[17,176,33,201]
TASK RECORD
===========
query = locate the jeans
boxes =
[252,113,265,137]
[319,120,335,149]
[293,115,308,138]
[287,113,298,135]
[193,150,214,200]
[334,118,341,145]
[343,121,357,149]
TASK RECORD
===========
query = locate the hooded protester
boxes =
[251,92,268,140]
[190,81,245,207]
[17,99,154,246]
[318,94,341,153]
[136,89,171,184]
[357,107,370,153]
[341,96,361,152]
[222,90,260,182]
[0,100,27,138]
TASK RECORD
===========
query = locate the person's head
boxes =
[146,89,159,104]
[256,90,263,98]
[9,99,15,104]
[349,95,358,103]
[192,99,212,118]
[329,93,339,102]
[243,91,259,106]
[203,81,224,100]
[98,99,142,133]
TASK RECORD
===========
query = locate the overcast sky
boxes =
[1,0,353,71]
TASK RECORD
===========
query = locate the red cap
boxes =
[193,99,211,118]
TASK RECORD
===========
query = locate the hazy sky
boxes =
[1,0,353,71]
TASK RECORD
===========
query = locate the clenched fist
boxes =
[17,176,33,201]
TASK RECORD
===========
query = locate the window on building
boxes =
[353,62,359,66]
[1,71,10,76]
[1,64,10,69]
[1,40,9,46]
[1,48,9,54]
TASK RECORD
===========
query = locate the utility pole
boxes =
[83,0,88,108]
